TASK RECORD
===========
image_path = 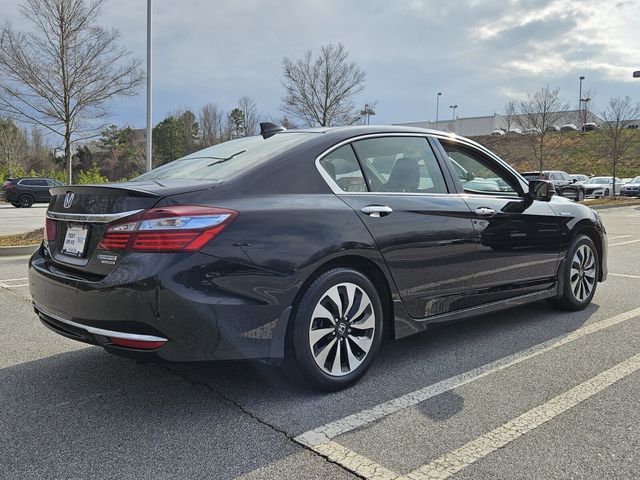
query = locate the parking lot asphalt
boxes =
[1,206,639,479]
[0,202,47,236]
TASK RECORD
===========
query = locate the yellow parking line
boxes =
[402,352,640,480]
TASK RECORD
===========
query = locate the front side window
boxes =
[319,145,367,192]
[352,137,447,194]
[440,141,520,195]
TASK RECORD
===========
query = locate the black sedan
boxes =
[29,125,607,390]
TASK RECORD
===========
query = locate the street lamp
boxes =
[360,104,376,125]
[579,75,585,128]
[435,92,442,129]
[449,104,458,132]
[145,0,152,172]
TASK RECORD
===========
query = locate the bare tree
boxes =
[0,0,144,184]
[503,100,517,133]
[281,43,366,127]
[237,96,259,136]
[517,86,570,175]
[598,96,640,196]
[199,102,223,147]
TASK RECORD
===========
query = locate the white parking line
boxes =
[295,306,640,447]
[610,273,640,279]
[0,277,29,288]
[607,235,632,241]
[402,352,640,480]
[609,239,640,246]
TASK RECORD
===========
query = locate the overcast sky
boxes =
[4,0,640,129]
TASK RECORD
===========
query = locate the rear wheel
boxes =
[284,268,383,391]
[548,235,598,311]
[19,195,34,208]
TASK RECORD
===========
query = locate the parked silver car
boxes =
[583,177,623,197]
[621,176,640,197]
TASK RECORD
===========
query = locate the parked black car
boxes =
[2,177,64,207]
[29,125,607,390]
[521,170,585,201]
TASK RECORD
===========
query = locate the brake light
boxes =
[97,206,237,253]
[3,181,13,190]
[44,217,57,242]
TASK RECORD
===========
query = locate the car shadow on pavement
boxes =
[1,300,599,469]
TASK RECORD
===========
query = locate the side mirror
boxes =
[572,178,577,183]
[465,172,475,181]
[528,180,555,201]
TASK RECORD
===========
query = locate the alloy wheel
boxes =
[308,282,375,377]
[570,244,596,302]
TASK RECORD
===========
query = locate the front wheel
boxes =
[576,189,585,202]
[548,235,598,311]
[284,268,383,391]
[604,188,610,197]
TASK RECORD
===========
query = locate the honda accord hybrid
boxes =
[29,124,607,390]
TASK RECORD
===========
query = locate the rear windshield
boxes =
[522,173,546,181]
[134,133,315,182]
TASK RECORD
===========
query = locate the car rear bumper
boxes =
[28,246,293,362]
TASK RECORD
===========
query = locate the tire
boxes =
[283,268,384,391]
[576,189,585,202]
[18,195,34,208]
[604,188,610,197]
[548,235,598,311]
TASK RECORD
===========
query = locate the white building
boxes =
[396,109,602,137]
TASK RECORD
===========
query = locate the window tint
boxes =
[441,141,520,195]
[352,137,447,193]
[561,172,572,181]
[134,133,316,181]
[319,145,367,192]
[33,179,48,186]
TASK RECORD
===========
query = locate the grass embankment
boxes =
[0,228,43,246]
[583,197,640,207]
[471,130,640,177]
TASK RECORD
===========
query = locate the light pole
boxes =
[145,0,152,172]
[435,92,442,129]
[579,75,585,128]
[360,104,376,125]
[449,104,458,132]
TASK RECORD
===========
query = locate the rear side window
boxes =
[319,145,367,192]
[352,137,448,194]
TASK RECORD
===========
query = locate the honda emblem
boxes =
[63,192,75,209]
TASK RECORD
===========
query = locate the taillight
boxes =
[44,217,57,242]
[97,206,237,253]
[3,181,14,190]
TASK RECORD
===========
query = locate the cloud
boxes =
[2,0,639,128]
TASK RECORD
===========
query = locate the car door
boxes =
[435,138,562,305]
[318,135,477,320]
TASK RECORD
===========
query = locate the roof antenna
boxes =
[260,122,286,139]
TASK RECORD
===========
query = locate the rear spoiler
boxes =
[50,184,160,197]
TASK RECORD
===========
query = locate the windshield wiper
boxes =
[207,149,247,167]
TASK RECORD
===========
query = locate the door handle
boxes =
[361,205,393,217]
[474,207,496,216]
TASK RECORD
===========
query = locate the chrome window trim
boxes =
[46,209,143,223]
[35,304,168,342]
[314,131,528,196]
[315,132,453,196]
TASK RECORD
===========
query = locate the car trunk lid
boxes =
[45,180,220,277]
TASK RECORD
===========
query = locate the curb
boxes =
[590,201,640,211]
[0,244,39,257]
